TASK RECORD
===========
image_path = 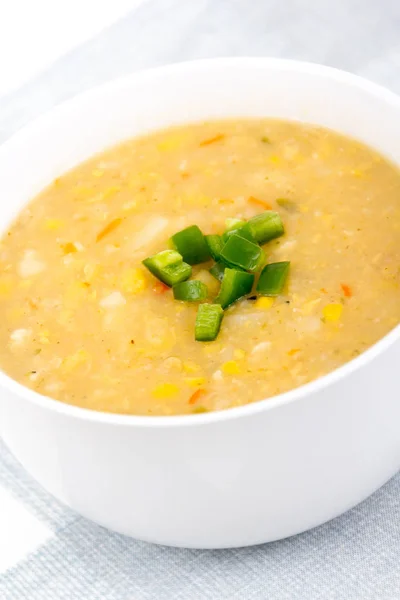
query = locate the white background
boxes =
[0,0,144,97]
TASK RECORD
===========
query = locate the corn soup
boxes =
[0,119,399,415]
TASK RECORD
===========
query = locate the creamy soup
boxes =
[0,119,399,415]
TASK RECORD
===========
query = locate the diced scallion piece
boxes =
[247,211,284,244]
[222,221,255,243]
[209,262,226,282]
[220,234,265,272]
[256,261,290,296]
[142,249,191,286]
[195,304,224,341]
[216,268,255,309]
[170,225,210,265]
[276,198,298,213]
[173,280,208,302]
[205,234,223,261]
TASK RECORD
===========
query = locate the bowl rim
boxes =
[1,56,400,428]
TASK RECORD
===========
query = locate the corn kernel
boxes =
[120,268,147,294]
[44,218,64,231]
[39,329,50,344]
[184,377,206,387]
[62,349,90,372]
[222,360,241,375]
[152,383,179,399]
[183,361,201,373]
[323,303,343,322]
[255,297,275,310]
[157,134,185,152]
[0,277,13,296]
[269,155,281,165]
[234,348,246,360]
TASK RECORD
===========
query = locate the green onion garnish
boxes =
[215,268,255,309]
[170,225,210,265]
[257,261,290,296]
[205,234,223,261]
[222,221,255,243]
[276,198,298,213]
[247,211,284,244]
[209,262,226,282]
[142,249,192,286]
[173,280,208,302]
[195,304,224,341]
[220,234,265,273]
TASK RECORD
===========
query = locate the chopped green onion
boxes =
[170,225,210,265]
[209,262,226,282]
[225,218,243,230]
[195,304,224,341]
[276,198,298,213]
[205,234,223,261]
[143,249,191,286]
[257,261,290,296]
[220,234,265,273]
[173,280,208,302]
[261,136,271,144]
[222,221,255,243]
[247,211,284,244]
[216,268,255,309]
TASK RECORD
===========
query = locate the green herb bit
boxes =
[222,221,255,243]
[173,280,208,302]
[209,262,226,282]
[195,303,224,341]
[215,268,255,309]
[247,211,284,244]
[220,234,265,273]
[205,234,224,261]
[257,261,290,296]
[276,198,298,213]
[170,225,210,265]
[143,249,191,286]
[261,136,271,143]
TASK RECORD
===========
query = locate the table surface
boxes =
[1,1,400,598]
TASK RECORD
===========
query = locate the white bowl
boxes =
[1,58,400,549]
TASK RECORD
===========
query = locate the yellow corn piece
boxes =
[269,155,281,165]
[183,361,201,374]
[102,186,121,200]
[152,383,179,399]
[64,281,88,306]
[120,268,147,294]
[255,297,275,310]
[323,303,343,322]
[92,169,104,177]
[234,348,246,360]
[351,169,364,178]
[184,377,206,387]
[44,218,64,231]
[73,186,94,200]
[62,349,90,372]
[157,134,186,152]
[302,298,321,315]
[39,329,50,344]
[222,360,241,375]
[0,276,13,296]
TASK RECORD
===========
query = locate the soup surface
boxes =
[0,120,399,415]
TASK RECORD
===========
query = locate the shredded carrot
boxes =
[341,283,352,298]
[96,218,122,242]
[248,196,273,209]
[287,348,301,356]
[199,134,225,147]
[153,282,169,295]
[189,388,207,405]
